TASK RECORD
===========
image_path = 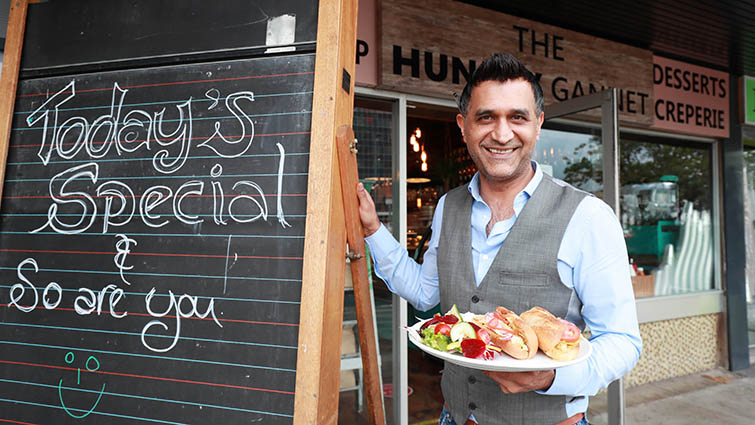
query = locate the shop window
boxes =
[339,99,395,425]
[538,128,716,298]
[620,139,714,298]
[744,145,755,347]
[536,128,603,196]
[354,104,394,229]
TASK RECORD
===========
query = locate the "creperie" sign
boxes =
[651,56,729,138]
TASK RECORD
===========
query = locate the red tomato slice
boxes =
[435,323,451,337]
[560,320,580,343]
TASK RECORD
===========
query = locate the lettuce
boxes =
[420,327,451,351]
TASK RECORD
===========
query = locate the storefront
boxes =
[339,1,753,424]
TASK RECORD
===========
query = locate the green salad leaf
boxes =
[420,327,451,351]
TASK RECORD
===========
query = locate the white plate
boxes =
[406,314,592,372]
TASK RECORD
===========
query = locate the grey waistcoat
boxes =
[438,173,588,425]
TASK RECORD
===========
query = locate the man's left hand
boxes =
[482,369,555,394]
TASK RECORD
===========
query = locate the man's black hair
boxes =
[456,53,544,116]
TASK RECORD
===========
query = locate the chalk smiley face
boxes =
[58,351,106,418]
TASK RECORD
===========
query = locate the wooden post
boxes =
[294,0,359,424]
[336,125,387,425]
[0,0,30,206]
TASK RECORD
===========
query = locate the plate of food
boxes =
[405,305,592,372]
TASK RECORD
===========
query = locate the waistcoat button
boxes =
[471,295,480,303]
[467,375,476,384]
[469,402,477,410]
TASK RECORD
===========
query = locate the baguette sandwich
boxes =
[471,306,538,360]
[520,306,581,362]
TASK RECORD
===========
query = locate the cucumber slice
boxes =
[446,341,461,352]
[449,322,476,342]
[446,304,463,322]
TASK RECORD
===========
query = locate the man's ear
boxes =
[535,111,544,140]
[456,113,466,139]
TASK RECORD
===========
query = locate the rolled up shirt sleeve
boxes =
[364,196,445,312]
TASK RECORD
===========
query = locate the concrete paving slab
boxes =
[587,369,755,425]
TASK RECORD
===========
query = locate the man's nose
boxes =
[491,119,514,142]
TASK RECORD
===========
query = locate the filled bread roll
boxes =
[521,306,581,362]
[471,306,538,360]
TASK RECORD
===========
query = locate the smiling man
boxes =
[357,53,642,425]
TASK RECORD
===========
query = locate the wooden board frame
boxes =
[0,0,31,205]
[336,125,386,425]
[294,0,360,424]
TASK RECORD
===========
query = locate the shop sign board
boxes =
[651,56,729,138]
[744,76,755,126]
[378,0,654,126]
[355,0,378,86]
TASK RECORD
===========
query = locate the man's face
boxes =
[456,79,544,187]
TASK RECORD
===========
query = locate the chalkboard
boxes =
[22,0,319,76]
[0,53,315,424]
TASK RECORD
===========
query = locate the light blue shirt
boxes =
[366,162,642,417]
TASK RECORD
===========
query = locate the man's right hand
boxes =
[356,182,381,237]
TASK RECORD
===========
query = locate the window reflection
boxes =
[620,139,713,297]
[536,129,603,196]
[744,146,755,347]
[341,101,395,425]
[538,128,715,298]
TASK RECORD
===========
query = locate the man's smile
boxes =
[484,146,518,155]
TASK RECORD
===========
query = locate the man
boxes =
[357,53,641,425]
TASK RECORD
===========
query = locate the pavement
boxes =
[586,359,755,425]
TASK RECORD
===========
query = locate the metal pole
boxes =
[601,88,625,425]
[601,88,620,214]
[391,95,409,425]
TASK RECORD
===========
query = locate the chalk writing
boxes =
[5,81,268,352]
[142,287,222,353]
[59,351,106,419]
[27,81,258,175]
[1,54,312,424]
[114,234,136,285]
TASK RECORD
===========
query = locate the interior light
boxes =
[406,177,431,183]
[421,162,428,172]
[413,143,420,152]
[416,197,422,208]
[410,135,417,145]
[415,128,422,138]
[421,150,427,162]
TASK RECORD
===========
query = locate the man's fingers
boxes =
[482,369,555,394]
[356,182,380,236]
[356,183,375,211]
[357,183,375,206]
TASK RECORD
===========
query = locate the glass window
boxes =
[536,128,603,196]
[620,138,714,297]
[355,102,394,229]
[339,98,395,425]
[540,126,716,299]
[744,144,755,347]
